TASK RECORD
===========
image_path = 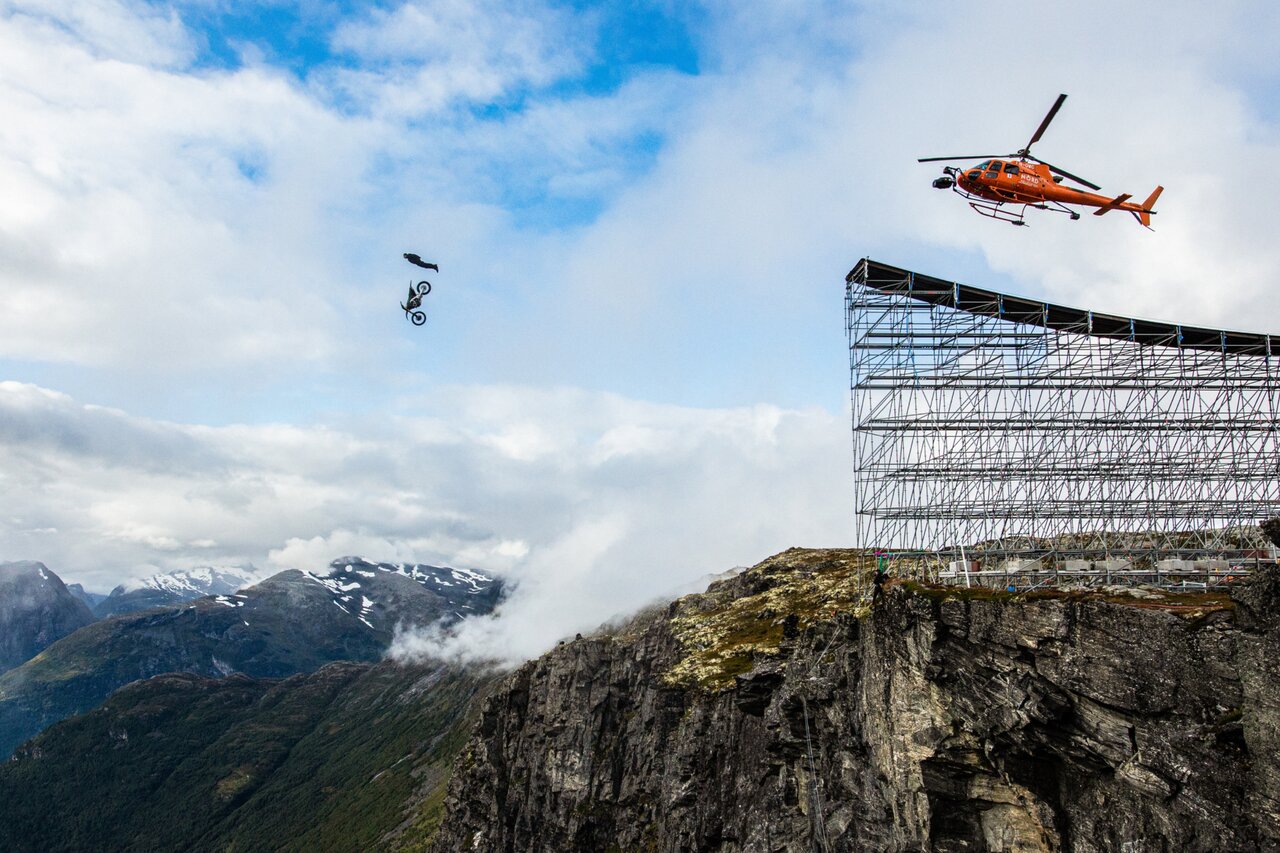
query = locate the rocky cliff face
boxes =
[0,562,94,674]
[432,548,1280,852]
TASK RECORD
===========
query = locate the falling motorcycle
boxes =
[401,280,431,326]
[399,253,438,326]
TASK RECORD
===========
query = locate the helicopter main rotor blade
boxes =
[1027,155,1101,191]
[917,155,1005,163]
[1023,93,1067,154]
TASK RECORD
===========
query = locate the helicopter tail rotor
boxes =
[1137,185,1163,228]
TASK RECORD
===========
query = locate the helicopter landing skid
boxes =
[967,200,1028,226]
[953,187,1082,225]
[1031,199,1082,220]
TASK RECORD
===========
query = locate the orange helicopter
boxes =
[920,94,1162,228]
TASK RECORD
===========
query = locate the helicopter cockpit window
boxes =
[976,161,991,170]
[1003,163,1019,175]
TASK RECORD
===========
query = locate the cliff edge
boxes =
[432,548,1280,852]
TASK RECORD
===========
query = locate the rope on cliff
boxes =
[801,696,831,852]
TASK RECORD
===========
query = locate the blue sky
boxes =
[4,0,1280,658]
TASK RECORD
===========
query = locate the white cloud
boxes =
[499,0,1280,404]
[4,0,194,67]
[328,0,588,118]
[822,0,1280,332]
[6,0,1280,403]
[0,381,851,661]
[0,10,364,374]
[0,0,604,398]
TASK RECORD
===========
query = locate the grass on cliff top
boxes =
[661,548,1241,691]
[663,548,876,691]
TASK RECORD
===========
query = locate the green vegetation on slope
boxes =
[0,660,495,853]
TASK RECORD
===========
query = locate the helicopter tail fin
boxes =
[1136,185,1163,228]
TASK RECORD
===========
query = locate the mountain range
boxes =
[0,557,503,758]
[92,565,262,619]
[5,550,1280,850]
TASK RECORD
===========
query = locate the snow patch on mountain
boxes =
[119,566,260,596]
[288,557,504,626]
[326,557,495,593]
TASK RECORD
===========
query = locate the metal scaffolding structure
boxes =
[846,258,1280,568]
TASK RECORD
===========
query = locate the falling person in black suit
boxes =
[404,253,439,272]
